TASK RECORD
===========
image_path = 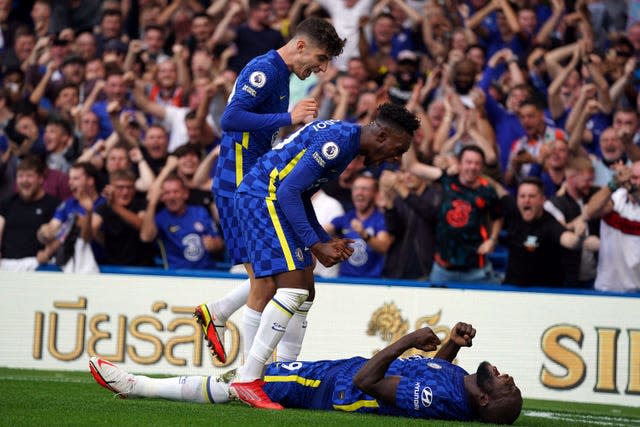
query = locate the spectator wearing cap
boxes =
[49,33,74,71]
[386,50,421,106]
[102,38,128,67]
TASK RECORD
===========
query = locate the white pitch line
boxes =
[0,375,92,384]
[524,410,640,426]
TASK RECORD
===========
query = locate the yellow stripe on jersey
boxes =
[266,198,295,270]
[202,377,212,403]
[242,131,250,149]
[263,375,321,387]
[267,149,307,200]
[278,149,306,180]
[333,399,379,412]
[234,132,251,187]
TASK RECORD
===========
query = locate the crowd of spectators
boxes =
[0,0,638,292]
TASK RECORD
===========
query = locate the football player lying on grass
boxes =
[90,322,522,424]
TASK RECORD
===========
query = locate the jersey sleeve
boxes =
[220,61,291,132]
[304,196,331,243]
[52,201,68,222]
[276,132,348,248]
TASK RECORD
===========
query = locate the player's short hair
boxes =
[518,176,544,193]
[17,155,45,176]
[294,18,345,59]
[375,103,420,136]
[479,393,523,425]
[109,168,135,183]
[458,144,485,163]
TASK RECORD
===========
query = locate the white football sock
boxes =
[276,300,313,362]
[241,306,262,360]
[133,375,230,403]
[237,288,309,381]
[210,278,250,322]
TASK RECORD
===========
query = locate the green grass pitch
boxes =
[1,367,639,426]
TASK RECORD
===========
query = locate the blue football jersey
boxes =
[237,119,361,248]
[331,209,387,277]
[154,205,219,269]
[264,355,473,421]
[213,50,292,198]
[382,355,473,420]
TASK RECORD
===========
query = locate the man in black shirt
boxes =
[93,169,155,266]
[380,168,441,280]
[545,157,600,287]
[499,177,597,287]
[0,156,60,271]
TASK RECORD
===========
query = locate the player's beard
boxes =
[476,361,494,392]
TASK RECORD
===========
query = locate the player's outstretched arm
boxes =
[354,327,440,405]
[434,322,476,362]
